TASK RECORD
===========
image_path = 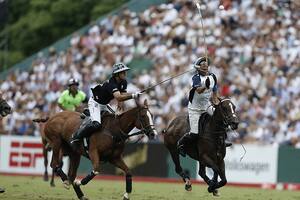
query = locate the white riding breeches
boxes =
[188,108,206,134]
[88,97,109,124]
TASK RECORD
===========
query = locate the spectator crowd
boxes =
[1,0,300,147]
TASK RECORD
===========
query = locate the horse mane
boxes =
[117,106,139,118]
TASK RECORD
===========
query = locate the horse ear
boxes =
[144,99,148,107]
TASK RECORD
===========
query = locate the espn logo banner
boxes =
[9,141,43,168]
[0,135,68,174]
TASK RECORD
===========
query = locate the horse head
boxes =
[0,99,12,117]
[214,98,239,130]
[134,99,157,140]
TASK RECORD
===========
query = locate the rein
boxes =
[199,100,231,145]
[116,107,153,143]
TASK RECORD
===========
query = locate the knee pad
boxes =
[207,106,215,116]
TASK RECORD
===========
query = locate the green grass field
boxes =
[0,175,299,200]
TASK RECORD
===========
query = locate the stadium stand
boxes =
[0,0,300,147]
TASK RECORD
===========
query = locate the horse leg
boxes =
[110,157,132,200]
[201,154,223,194]
[198,163,219,196]
[74,149,100,187]
[42,143,49,182]
[198,163,210,184]
[211,160,227,192]
[50,140,68,185]
[68,154,87,200]
[50,168,55,187]
[168,147,191,191]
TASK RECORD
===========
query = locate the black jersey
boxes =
[91,77,127,104]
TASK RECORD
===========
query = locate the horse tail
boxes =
[32,117,49,123]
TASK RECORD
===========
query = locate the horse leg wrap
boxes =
[81,171,97,185]
[54,167,68,182]
[72,184,84,199]
[126,174,132,193]
[180,172,190,182]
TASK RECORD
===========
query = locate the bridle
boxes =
[117,106,155,141]
[215,99,236,129]
[136,106,156,137]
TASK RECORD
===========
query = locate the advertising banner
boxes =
[224,144,278,184]
[196,144,278,184]
[0,135,68,175]
[78,143,169,177]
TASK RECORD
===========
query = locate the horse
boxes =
[163,98,239,196]
[0,98,12,117]
[35,99,157,200]
[0,97,11,193]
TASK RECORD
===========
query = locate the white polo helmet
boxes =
[112,63,130,75]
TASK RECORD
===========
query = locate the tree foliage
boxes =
[1,0,127,68]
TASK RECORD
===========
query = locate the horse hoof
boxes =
[123,193,130,200]
[184,179,192,191]
[43,175,49,182]
[50,182,55,187]
[63,180,70,190]
[185,184,192,191]
[208,186,214,193]
[80,196,89,200]
[74,179,82,186]
[213,190,220,196]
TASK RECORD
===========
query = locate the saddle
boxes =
[80,109,114,119]
[78,110,116,157]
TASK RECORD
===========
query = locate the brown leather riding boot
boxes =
[70,121,101,150]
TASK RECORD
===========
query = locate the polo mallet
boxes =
[194,0,208,64]
[140,68,194,94]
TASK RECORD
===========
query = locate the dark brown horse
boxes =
[36,100,156,200]
[0,98,12,117]
[0,97,12,193]
[164,98,239,196]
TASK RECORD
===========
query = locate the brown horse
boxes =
[163,98,239,196]
[37,100,156,200]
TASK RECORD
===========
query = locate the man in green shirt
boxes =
[58,78,86,111]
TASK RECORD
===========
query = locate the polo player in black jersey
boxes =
[70,63,141,148]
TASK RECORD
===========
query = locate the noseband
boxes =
[215,99,236,129]
[137,107,156,136]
